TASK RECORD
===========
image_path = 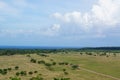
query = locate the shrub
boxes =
[28,71,33,75]
[38,60,45,64]
[15,66,19,70]
[45,63,52,67]
[34,71,38,73]
[53,78,70,80]
[16,72,20,76]
[30,76,43,80]
[30,58,36,63]
[63,69,66,71]
[20,71,27,76]
[8,68,12,71]
[71,65,79,70]
[52,62,56,65]
[64,71,69,75]
[9,77,21,80]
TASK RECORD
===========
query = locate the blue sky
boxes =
[0,0,120,47]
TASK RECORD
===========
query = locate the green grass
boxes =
[0,52,120,80]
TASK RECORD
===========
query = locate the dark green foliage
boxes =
[26,54,31,57]
[45,63,52,67]
[38,54,49,57]
[80,53,83,55]
[50,59,54,61]
[53,78,70,80]
[38,60,45,64]
[58,62,69,65]
[16,72,20,76]
[28,71,33,75]
[9,77,21,80]
[20,71,27,76]
[34,71,38,73]
[71,65,79,70]
[30,76,43,80]
[8,68,12,71]
[0,69,7,75]
[64,71,69,75]
[52,62,56,65]
[63,69,66,71]
[30,58,36,63]
[0,48,119,56]
[15,66,19,70]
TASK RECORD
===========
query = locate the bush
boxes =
[63,69,66,71]
[20,71,27,76]
[52,62,56,65]
[30,76,43,80]
[16,72,20,76]
[71,65,79,70]
[45,63,52,67]
[9,77,21,80]
[8,68,12,71]
[30,58,36,63]
[34,71,38,73]
[38,60,45,64]
[28,71,33,75]
[15,66,19,70]
[53,78,70,80]
[64,71,69,75]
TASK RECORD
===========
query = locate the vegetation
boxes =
[0,48,120,80]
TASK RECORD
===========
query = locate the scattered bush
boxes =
[15,66,19,70]
[29,71,33,75]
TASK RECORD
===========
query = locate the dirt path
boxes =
[80,67,120,80]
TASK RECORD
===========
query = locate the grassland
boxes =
[0,52,120,80]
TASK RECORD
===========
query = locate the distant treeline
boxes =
[81,47,120,50]
[0,47,120,56]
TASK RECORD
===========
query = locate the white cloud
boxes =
[92,0,120,26]
[12,0,36,9]
[43,24,61,36]
[0,24,61,37]
[52,0,120,31]
[0,1,19,16]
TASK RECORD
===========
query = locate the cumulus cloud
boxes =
[52,0,120,32]
[43,24,61,36]
[92,0,120,26]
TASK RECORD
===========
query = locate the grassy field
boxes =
[0,52,120,80]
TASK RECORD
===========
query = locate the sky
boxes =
[0,0,120,47]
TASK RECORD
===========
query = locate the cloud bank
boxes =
[52,0,120,35]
